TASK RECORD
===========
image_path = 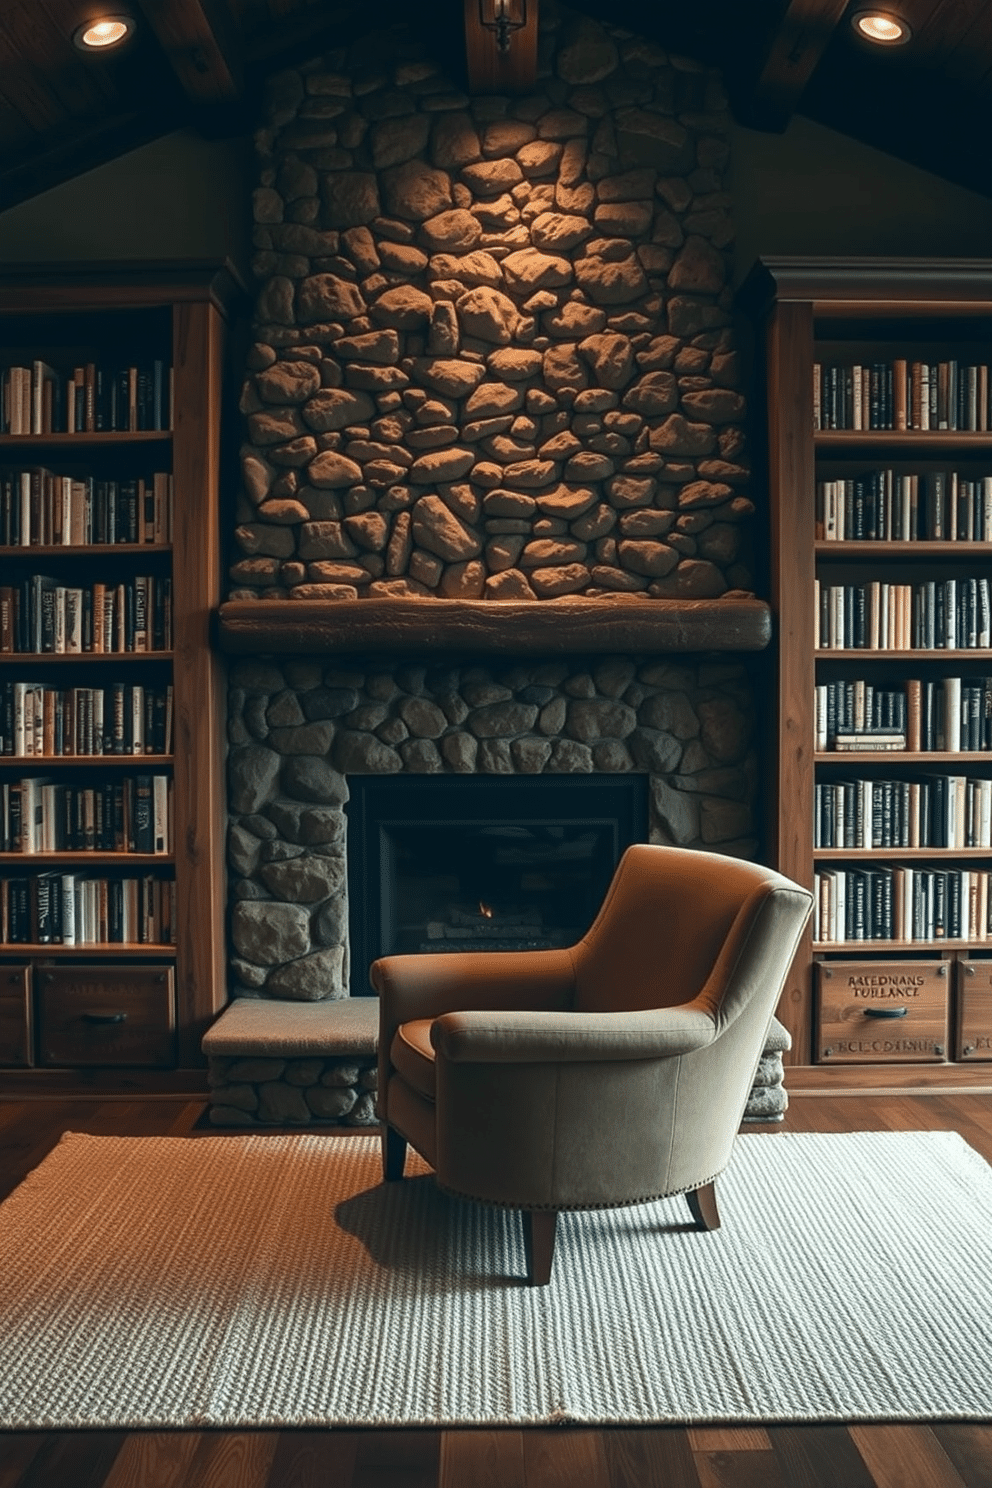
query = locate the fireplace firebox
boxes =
[345,775,649,994]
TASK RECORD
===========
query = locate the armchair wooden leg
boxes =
[382,1125,407,1181]
[687,1181,720,1231]
[522,1210,558,1286]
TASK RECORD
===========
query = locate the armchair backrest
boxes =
[572,844,804,1015]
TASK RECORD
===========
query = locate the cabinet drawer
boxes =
[816,959,949,1063]
[0,964,33,1066]
[36,964,176,1068]
[956,960,992,1061]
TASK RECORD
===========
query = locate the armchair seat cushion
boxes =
[390,1018,436,1102]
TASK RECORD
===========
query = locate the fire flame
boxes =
[479,901,494,919]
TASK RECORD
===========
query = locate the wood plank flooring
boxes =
[1,1092,991,1488]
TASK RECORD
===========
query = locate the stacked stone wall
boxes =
[231,5,753,604]
[208,1053,378,1126]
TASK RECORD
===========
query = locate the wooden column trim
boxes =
[172,297,228,1066]
[765,296,816,1064]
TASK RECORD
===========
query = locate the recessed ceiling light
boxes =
[72,14,136,51]
[852,11,912,45]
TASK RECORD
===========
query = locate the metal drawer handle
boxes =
[863,1007,908,1019]
[81,1011,127,1025]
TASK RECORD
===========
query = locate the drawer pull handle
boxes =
[863,1006,908,1019]
[81,1011,127,1025]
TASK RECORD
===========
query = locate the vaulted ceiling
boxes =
[1,0,989,214]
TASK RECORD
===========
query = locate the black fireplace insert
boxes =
[345,774,649,994]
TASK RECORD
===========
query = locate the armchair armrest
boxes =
[430,1004,717,1064]
[371,947,576,1023]
[372,949,576,1120]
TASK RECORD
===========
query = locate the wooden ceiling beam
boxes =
[134,0,244,103]
[737,0,850,131]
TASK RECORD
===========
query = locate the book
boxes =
[833,732,906,751]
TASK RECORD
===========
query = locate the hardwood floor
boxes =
[1,1093,991,1488]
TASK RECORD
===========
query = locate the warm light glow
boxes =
[479,902,494,919]
[853,11,911,44]
[73,15,135,50]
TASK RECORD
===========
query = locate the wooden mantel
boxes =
[215,596,772,656]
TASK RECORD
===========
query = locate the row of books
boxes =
[0,467,173,547]
[1,775,171,855]
[1,360,171,436]
[813,360,992,432]
[814,678,992,752]
[814,867,992,944]
[814,776,992,850]
[0,682,173,758]
[815,578,992,651]
[0,873,175,946]
[0,575,173,654]
[815,470,992,542]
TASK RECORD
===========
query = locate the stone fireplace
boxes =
[225,652,760,1002]
[217,4,771,1016]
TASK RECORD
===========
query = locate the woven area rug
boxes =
[1,1128,991,1428]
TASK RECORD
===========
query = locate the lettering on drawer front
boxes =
[817,960,948,1062]
[834,1038,940,1055]
[848,975,924,995]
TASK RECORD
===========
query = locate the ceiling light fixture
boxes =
[72,14,136,51]
[851,11,912,45]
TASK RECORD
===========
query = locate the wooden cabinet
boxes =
[816,959,950,1063]
[956,958,992,1060]
[741,259,992,1083]
[0,263,241,1087]
[36,963,175,1067]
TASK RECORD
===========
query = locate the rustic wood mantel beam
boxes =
[736,0,849,131]
[216,597,772,656]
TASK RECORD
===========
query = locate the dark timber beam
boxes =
[216,597,773,656]
[135,0,244,103]
[738,0,849,132]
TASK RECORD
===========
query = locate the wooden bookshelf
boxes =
[741,258,992,1086]
[0,262,242,1087]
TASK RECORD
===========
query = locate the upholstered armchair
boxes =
[371,843,813,1285]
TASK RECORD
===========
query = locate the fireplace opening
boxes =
[345,775,649,994]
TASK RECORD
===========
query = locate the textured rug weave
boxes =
[1,1128,991,1427]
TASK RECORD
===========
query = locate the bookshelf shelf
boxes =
[815,432,992,451]
[815,649,992,661]
[0,755,174,767]
[0,853,173,865]
[0,262,239,1083]
[0,432,172,448]
[815,542,992,559]
[813,938,983,952]
[0,652,174,664]
[741,256,992,1079]
[815,751,992,764]
[2,943,175,957]
[0,545,172,557]
[814,848,992,861]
